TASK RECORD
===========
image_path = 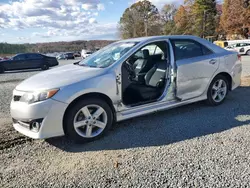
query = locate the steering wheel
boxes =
[125,60,135,78]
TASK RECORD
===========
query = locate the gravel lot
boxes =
[0,57,250,187]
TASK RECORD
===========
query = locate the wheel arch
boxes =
[62,92,116,134]
[213,72,232,91]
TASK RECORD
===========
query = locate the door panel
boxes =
[176,55,219,100]
[6,60,24,70]
[25,54,43,69]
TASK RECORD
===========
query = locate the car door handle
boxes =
[209,59,217,64]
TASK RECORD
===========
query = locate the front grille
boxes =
[13,95,21,101]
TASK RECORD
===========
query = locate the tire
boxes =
[0,66,4,74]
[246,50,250,56]
[64,98,113,143]
[206,75,229,106]
[41,63,49,70]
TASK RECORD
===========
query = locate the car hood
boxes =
[16,64,105,91]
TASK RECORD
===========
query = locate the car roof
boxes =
[120,35,203,42]
[119,35,227,54]
[16,53,42,56]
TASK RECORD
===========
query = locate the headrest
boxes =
[142,49,150,59]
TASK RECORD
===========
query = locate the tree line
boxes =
[119,0,250,40]
[0,40,114,55]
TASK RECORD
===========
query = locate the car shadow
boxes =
[46,86,250,152]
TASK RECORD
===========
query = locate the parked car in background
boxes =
[0,53,58,73]
[0,56,9,61]
[10,35,242,143]
[81,49,93,59]
[225,43,250,55]
[82,51,93,59]
[56,54,66,60]
[64,52,75,60]
[73,52,81,58]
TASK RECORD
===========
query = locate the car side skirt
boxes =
[116,94,207,122]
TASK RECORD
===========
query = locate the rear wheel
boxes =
[246,50,250,56]
[0,66,4,73]
[41,63,49,70]
[64,98,113,143]
[207,75,229,106]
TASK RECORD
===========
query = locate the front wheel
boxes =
[246,50,250,56]
[41,63,49,70]
[64,98,113,143]
[206,75,229,106]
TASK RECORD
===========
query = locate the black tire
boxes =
[41,63,49,70]
[206,75,229,106]
[0,66,4,74]
[64,98,113,143]
[246,50,250,56]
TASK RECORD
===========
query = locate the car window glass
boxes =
[171,40,205,60]
[155,46,163,55]
[202,46,213,55]
[137,44,164,57]
[141,45,157,55]
[27,54,42,59]
[132,41,167,61]
[14,54,26,60]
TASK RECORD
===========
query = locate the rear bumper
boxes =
[11,96,67,139]
[231,62,242,90]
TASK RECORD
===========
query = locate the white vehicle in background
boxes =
[225,43,250,55]
[81,49,93,59]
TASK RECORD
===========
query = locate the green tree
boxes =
[191,0,217,37]
[161,4,177,35]
[119,0,162,39]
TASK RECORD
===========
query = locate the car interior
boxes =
[122,41,169,106]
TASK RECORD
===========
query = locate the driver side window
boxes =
[14,55,26,61]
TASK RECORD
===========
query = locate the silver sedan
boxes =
[10,35,242,143]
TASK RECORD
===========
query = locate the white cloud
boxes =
[0,0,103,30]
[89,18,97,24]
[97,3,105,11]
[82,3,105,11]
[0,0,115,42]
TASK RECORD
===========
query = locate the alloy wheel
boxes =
[73,104,108,138]
[211,79,227,103]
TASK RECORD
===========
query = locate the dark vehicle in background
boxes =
[73,52,81,58]
[0,57,9,61]
[0,53,59,73]
[64,52,75,60]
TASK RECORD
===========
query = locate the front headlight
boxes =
[19,89,59,104]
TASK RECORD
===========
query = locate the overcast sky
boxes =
[0,0,183,44]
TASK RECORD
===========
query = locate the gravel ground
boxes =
[0,57,250,187]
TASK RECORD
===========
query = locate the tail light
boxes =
[237,54,241,61]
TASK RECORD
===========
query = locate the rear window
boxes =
[171,39,213,60]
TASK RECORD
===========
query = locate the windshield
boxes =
[79,42,137,68]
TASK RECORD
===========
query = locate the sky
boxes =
[0,0,183,44]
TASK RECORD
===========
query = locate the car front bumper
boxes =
[11,91,68,139]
